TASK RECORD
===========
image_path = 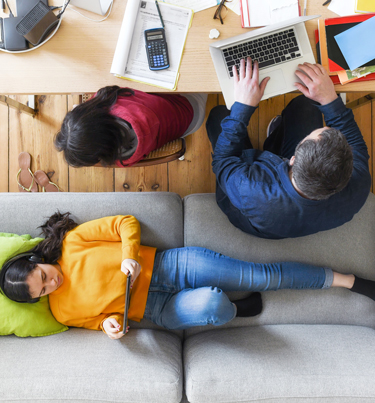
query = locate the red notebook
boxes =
[316,28,375,84]
[324,13,375,73]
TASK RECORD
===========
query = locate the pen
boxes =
[303,0,307,16]
[1,0,5,11]
[323,0,331,5]
[155,0,165,29]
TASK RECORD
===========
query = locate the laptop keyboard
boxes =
[223,28,302,77]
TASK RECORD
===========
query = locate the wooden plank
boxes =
[9,96,37,193]
[9,95,69,192]
[346,93,375,111]
[115,165,168,192]
[34,95,69,192]
[67,95,114,192]
[346,92,368,104]
[0,102,8,192]
[69,166,115,192]
[0,95,36,117]
[168,94,217,198]
[353,102,372,193]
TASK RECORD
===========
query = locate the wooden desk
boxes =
[0,0,374,96]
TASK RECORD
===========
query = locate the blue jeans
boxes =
[143,247,333,330]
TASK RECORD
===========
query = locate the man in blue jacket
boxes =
[207,58,371,239]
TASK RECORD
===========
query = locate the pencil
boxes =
[323,0,331,5]
[155,1,165,29]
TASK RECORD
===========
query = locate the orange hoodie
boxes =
[49,216,156,332]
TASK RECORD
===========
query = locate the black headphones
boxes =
[0,252,44,303]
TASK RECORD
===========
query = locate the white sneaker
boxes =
[266,115,282,138]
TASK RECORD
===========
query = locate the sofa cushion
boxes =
[0,232,68,337]
[0,328,183,403]
[184,324,375,403]
[0,192,184,251]
[183,193,375,332]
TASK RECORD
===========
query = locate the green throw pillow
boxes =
[0,232,68,337]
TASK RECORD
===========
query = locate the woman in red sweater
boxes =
[54,86,207,167]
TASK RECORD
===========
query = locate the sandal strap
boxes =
[41,181,61,192]
[17,168,36,192]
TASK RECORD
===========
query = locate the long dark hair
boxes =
[54,86,134,167]
[0,212,78,303]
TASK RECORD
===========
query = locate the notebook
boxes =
[209,15,319,109]
[111,0,193,90]
[355,0,375,13]
[334,16,375,71]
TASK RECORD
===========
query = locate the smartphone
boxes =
[144,28,170,71]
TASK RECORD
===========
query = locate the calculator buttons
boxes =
[146,39,169,70]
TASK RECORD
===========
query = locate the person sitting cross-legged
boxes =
[206,58,371,239]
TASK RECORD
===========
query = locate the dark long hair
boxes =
[54,86,134,167]
[0,212,78,303]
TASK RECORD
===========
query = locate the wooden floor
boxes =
[0,92,373,197]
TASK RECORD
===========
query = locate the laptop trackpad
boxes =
[260,69,287,95]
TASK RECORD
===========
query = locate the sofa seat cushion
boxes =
[1,328,183,403]
[184,324,375,403]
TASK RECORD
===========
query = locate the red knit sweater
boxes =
[110,90,193,166]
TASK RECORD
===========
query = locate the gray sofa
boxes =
[1,191,375,403]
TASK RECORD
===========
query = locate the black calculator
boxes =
[144,28,170,71]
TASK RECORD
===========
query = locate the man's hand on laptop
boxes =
[233,57,270,107]
[294,63,337,105]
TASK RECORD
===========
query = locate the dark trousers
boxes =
[206,95,323,159]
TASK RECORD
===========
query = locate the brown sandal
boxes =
[17,152,38,192]
[34,170,61,192]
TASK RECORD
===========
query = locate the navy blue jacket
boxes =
[212,97,371,239]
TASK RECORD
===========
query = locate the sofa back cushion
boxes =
[0,192,184,250]
[183,193,375,336]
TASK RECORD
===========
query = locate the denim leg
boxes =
[263,95,324,159]
[145,287,236,330]
[151,247,330,293]
[144,247,331,329]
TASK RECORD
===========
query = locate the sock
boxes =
[350,275,375,301]
[234,292,263,317]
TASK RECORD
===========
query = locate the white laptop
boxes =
[209,15,320,109]
[69,0,112,15]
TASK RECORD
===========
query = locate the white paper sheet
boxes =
[328,0,356,16]
[246,0,299,27]
[111,0,192,90]
[226,0,241,16]
[161,0,216,12]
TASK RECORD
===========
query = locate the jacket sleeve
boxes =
[68,215,141,262]
[211,102,258,209]
[319,97,370,161]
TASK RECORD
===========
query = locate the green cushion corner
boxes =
[0,233,68,337]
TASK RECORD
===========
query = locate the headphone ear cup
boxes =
[28,254,44,264]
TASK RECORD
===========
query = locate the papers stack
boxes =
[316,14,375,84]
[111,0,193,90]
